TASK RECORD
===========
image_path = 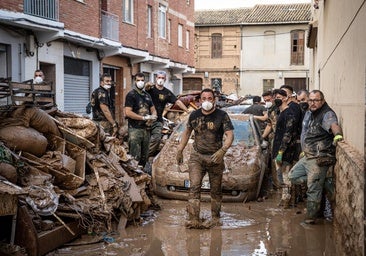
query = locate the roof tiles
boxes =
[195,3,311,25]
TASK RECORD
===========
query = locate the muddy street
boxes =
[48,191,338,256]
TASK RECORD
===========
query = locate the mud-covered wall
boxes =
[334,142,365,256]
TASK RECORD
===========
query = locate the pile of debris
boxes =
[0,105,157,254]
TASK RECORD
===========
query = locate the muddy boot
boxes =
[305,201,320,224]
[280,186,291,209]
[289,185,296,207]
[185,199,200,229]
[211,199,222,226]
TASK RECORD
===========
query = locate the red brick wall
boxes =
[59,0,100,38]
[116,0,195,67]
[0,0,23,12]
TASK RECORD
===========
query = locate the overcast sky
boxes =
[195,0,311,10]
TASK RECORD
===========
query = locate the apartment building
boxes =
[186,3,311,97]
[0,0,195,123]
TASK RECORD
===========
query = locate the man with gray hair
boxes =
[146,70,190,156]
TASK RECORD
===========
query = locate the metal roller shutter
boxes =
[64,74,90,114]
[64,57,90,114]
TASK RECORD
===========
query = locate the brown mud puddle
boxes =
[48,192,339,256]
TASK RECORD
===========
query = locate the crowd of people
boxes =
[87,69,343,228]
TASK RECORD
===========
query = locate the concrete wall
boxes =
[334,142,364,256]
[241,24,310,96]
[309,1,366,254]
[310,0,365,155]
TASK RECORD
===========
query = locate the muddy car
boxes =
[152,114,269,202]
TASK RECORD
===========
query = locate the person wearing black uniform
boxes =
[176,88,234,228]
[91,73,118,136]
[145,70,189,156]
[125,73,157,168]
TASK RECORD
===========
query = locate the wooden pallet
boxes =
[0,80,56,109]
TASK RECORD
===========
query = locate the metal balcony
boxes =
[101,10,119,42]
[24,0,59,21]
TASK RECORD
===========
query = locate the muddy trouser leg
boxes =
[140,129,151,168]
[323,165,335,202]
[187,151,204,222]
[281,162,293,207]
[305,158,328,220]
[289,157,309,205]
[207,161,225,219]
[128,128,150,167]
[148,121,163,157]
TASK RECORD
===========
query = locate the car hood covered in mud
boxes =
[152,114,269,202]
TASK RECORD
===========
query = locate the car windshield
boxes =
[221,105,250,114]
[231,119,255,146]
[173,118,256,147]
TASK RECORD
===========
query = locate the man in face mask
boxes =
[176,88,234,228]
[125,73,157,169]
[33,69,45,84]
[90,73,118,136]
[272,89,298,208]
[145,71,190,157]
[280,85,303,169]
[296,89,310,114]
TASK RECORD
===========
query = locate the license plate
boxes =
[184,180,210,189]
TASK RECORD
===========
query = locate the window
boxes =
[178,24,183,47]
[186,30,190,49]
[291,30,305,65]
[211,33,222,58]
[123,0,133,23]
[158,4,167,38]
[167,19,171,43]
[147,5,152,38]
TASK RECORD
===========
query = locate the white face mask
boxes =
[136,81,145,89]
[34,76,43,84]
[201,101,214,111]
[103,84,111,90]
[265,101,273,109]
[156,78,165,86]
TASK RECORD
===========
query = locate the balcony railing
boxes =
[24,0,59,21]
[101,10,119,42]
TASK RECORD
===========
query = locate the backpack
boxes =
[86,102,92,114]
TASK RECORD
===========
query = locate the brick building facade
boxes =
[0,0,195,123]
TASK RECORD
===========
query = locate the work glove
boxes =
[143,114,157,121]
[333,134,343,146]
[211,148,227,164]
[299,151,305,159]
[275,150,283,164]
[144,82,154,91]
[176,149,183,164]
